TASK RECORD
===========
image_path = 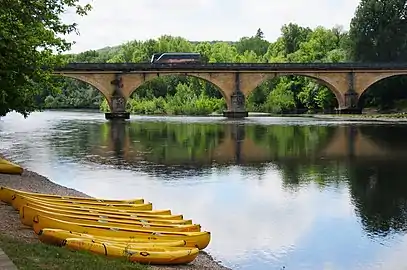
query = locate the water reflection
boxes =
[45,119,407,239]
[349,161,407,238]
[3,112,407,269]
[49,121,337,168]
[48,120,407,167]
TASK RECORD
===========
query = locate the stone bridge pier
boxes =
[105,74,130,120]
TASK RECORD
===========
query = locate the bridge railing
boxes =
[51,62,407,72]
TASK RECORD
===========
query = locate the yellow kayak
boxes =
[10,194,153,211]
[14,194,144,206]
[0,159,23,175]
[18,199,176,217]
[33,215,211,250]
[38,229,187,248]
[20,205,201,232]
[0,186,143,205]
[63,238,199,265]
[21,202,186,222]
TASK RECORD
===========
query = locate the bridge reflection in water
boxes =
[93,121,404,166]
[49,119,407,240]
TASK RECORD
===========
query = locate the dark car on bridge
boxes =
[150,52,202,64]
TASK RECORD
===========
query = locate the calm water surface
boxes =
[1,111,407,270]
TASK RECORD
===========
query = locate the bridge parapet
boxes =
[52,62,407,72]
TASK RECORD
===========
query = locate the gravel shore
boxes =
[0,164,230,270]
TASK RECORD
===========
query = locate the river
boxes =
[2,110,407,270]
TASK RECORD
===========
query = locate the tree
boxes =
[348,0,407,110]
[349,0,407,62]
[255,28,264,39]
[0,0,92,117]
[235,28,270,57]
[280,23,312,56]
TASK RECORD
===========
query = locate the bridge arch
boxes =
[128,73,228,100]
[246,73,340,112]
[357,72,407,95]
[127,73,229,112]
[284,73,343,106]
[55,73,114,109]
[357,73,407,110]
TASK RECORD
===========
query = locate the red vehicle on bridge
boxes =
[150,52,202,64]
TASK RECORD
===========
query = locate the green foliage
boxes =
[349,0,407,109]
[349,0,407,62]
[43,79,102,109]
[264,81,296,114]
[0,0,91,117]
[101,82,226,116]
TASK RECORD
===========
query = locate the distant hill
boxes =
[82,40,238,55]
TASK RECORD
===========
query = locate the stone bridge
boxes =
[53,62,407,119]
[90,123,399,166]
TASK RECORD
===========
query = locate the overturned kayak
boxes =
[20,205,201,232]
[63,237,199,265]
[10,194,153,211]
[0,159,23,175]
[38,228,187,248]
[33,215,211,250]
[0,186,143,204]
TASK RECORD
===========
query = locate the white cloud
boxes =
[61,0,360,54]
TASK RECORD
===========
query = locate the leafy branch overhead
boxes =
[0,0,91,117]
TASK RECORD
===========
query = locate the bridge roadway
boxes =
[52,62,407,119]
[54,62,407,72]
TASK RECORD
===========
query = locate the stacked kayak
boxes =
[0,158,23,175]
[0,186,210,265]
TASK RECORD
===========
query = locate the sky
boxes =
[62,0,361,54]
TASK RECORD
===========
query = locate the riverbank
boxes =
[0,156,229,270]
[310,113,407,122]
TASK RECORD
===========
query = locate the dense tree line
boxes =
[3,0,407,116]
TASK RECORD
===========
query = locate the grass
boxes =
[0,234,148,270]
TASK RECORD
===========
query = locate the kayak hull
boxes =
[38,229,188,248]
[21,202,185,221]
[20,205,201,232]
[0,186,142,204]
[11,194,153,212]
[0,159,23,175]
[63,238,199,265]
[33,215,211,250]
